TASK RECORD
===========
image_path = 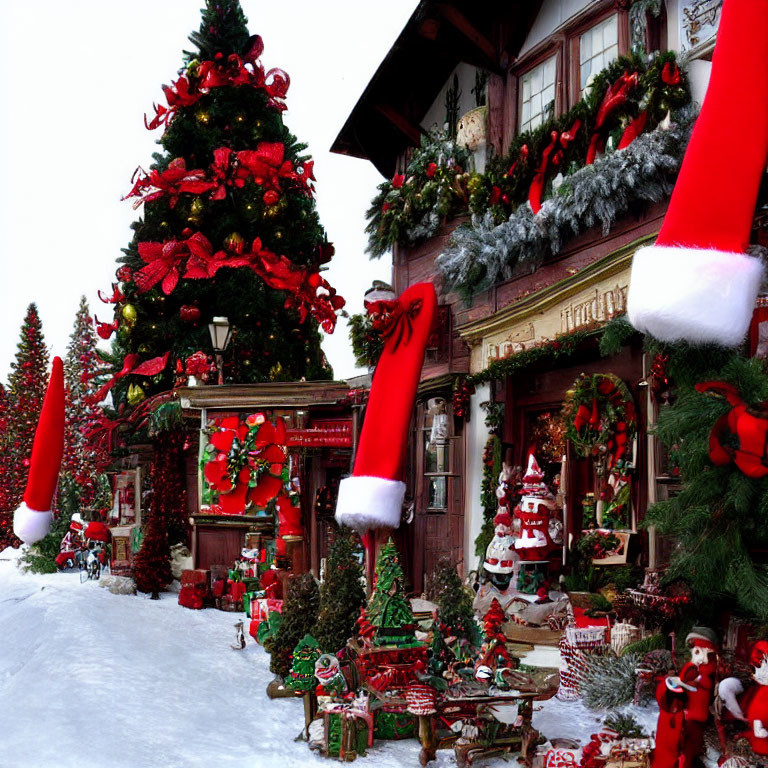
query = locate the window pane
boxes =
[579,14,619,96]
[519,54,557,133]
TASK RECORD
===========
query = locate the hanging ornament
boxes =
[188,196,205,225]
[179,305,202,324]
[121,304,138,327]
[196,110,210,124]
[127,383,146,406]
[224,232,246,254]
[263,205,280,219]
[263,190,280,206]
[273,228,284,240]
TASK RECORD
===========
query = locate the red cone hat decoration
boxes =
[627,0,768,346]
[336,282,437,530]
[13,356,65,544]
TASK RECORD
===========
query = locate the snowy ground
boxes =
[1,548,660,768]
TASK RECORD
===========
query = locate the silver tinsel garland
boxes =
[437,110,695,296]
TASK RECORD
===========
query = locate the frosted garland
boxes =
[437,110,696,296]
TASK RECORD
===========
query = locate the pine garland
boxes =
[438,111,694,297]
[348,312,383,369]
[580,652,640,710]
[642,342,768,621]
[365,130,471,258]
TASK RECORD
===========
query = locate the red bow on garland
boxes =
[123,158,217,209]
[696,381,768,478]
[89,352,170,404]
[528,120,581,214]
[586,71,640,164]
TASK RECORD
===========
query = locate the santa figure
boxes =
[513,454,559,561]
[679,627,718,767]
[483,509,519,590]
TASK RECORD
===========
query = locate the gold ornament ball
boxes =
[264,205,280,219]
[127,383,146,406]
[122,304,138,326]
[196,110,210,124]
[138,344,151,354]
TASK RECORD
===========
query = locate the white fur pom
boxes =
[13,501,53,544]
[335,475,406,530]
[718,676,746,720]
[627,245,764,346]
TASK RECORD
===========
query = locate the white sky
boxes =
[0,0,418,382]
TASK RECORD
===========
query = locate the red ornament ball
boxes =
[263,190,280,206]
[179,305,202,324]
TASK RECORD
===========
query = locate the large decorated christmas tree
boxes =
[98,0,344,408]
[0,305,49,549]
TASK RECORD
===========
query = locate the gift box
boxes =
[249,619,260,641]
[181,569,209,588]
[220,595,242,612]
[178,584,205,610]
[212,579,227,598]
[229,581,247,601]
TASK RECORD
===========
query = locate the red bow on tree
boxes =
[124,158,216,209]
[89,352,170,404]
[696,381,768,478]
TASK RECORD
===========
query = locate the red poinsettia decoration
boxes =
[203,415,288,515]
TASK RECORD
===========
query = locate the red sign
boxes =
[286,420,352,448]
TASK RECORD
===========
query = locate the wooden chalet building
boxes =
[332,0,727,591]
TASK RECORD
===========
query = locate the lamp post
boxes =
[208,316,232,386]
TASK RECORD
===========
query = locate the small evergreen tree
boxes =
[312,528,365,653]
[0,305,49,550]
[425,557,477,647]
[367,539,416,647]
[132,508,173,599]
[268,572,320,678]
[286,634,320,693]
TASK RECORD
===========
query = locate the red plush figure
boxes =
[627,0,768,347]
[678,628,718,768]
[513,454,560,561]
[652,671,695,768]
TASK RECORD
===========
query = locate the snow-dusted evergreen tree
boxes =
[62,297,112,519]
[0,305,49,550]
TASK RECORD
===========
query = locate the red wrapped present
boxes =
[249,619,260,640]
[229,581,246,601]
[178,584,204,609]
[212,579,227,598]
[181,569,209,587]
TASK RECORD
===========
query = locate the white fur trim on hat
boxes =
[13,501,53,544]
[627,245,764,346]
[335,475,406,531]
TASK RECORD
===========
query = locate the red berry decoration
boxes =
[179,305,201,324]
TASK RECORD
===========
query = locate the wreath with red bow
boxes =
[562,373,636,469]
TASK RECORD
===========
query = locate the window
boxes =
[579,15,619,93]
[519,55,557,133]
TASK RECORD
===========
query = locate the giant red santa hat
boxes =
[13,356,65,544]
[627,0,768,346]
[336,282,437,530]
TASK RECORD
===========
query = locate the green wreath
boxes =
[562,373,637,468]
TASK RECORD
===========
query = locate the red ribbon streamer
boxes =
[89,352,170,404]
